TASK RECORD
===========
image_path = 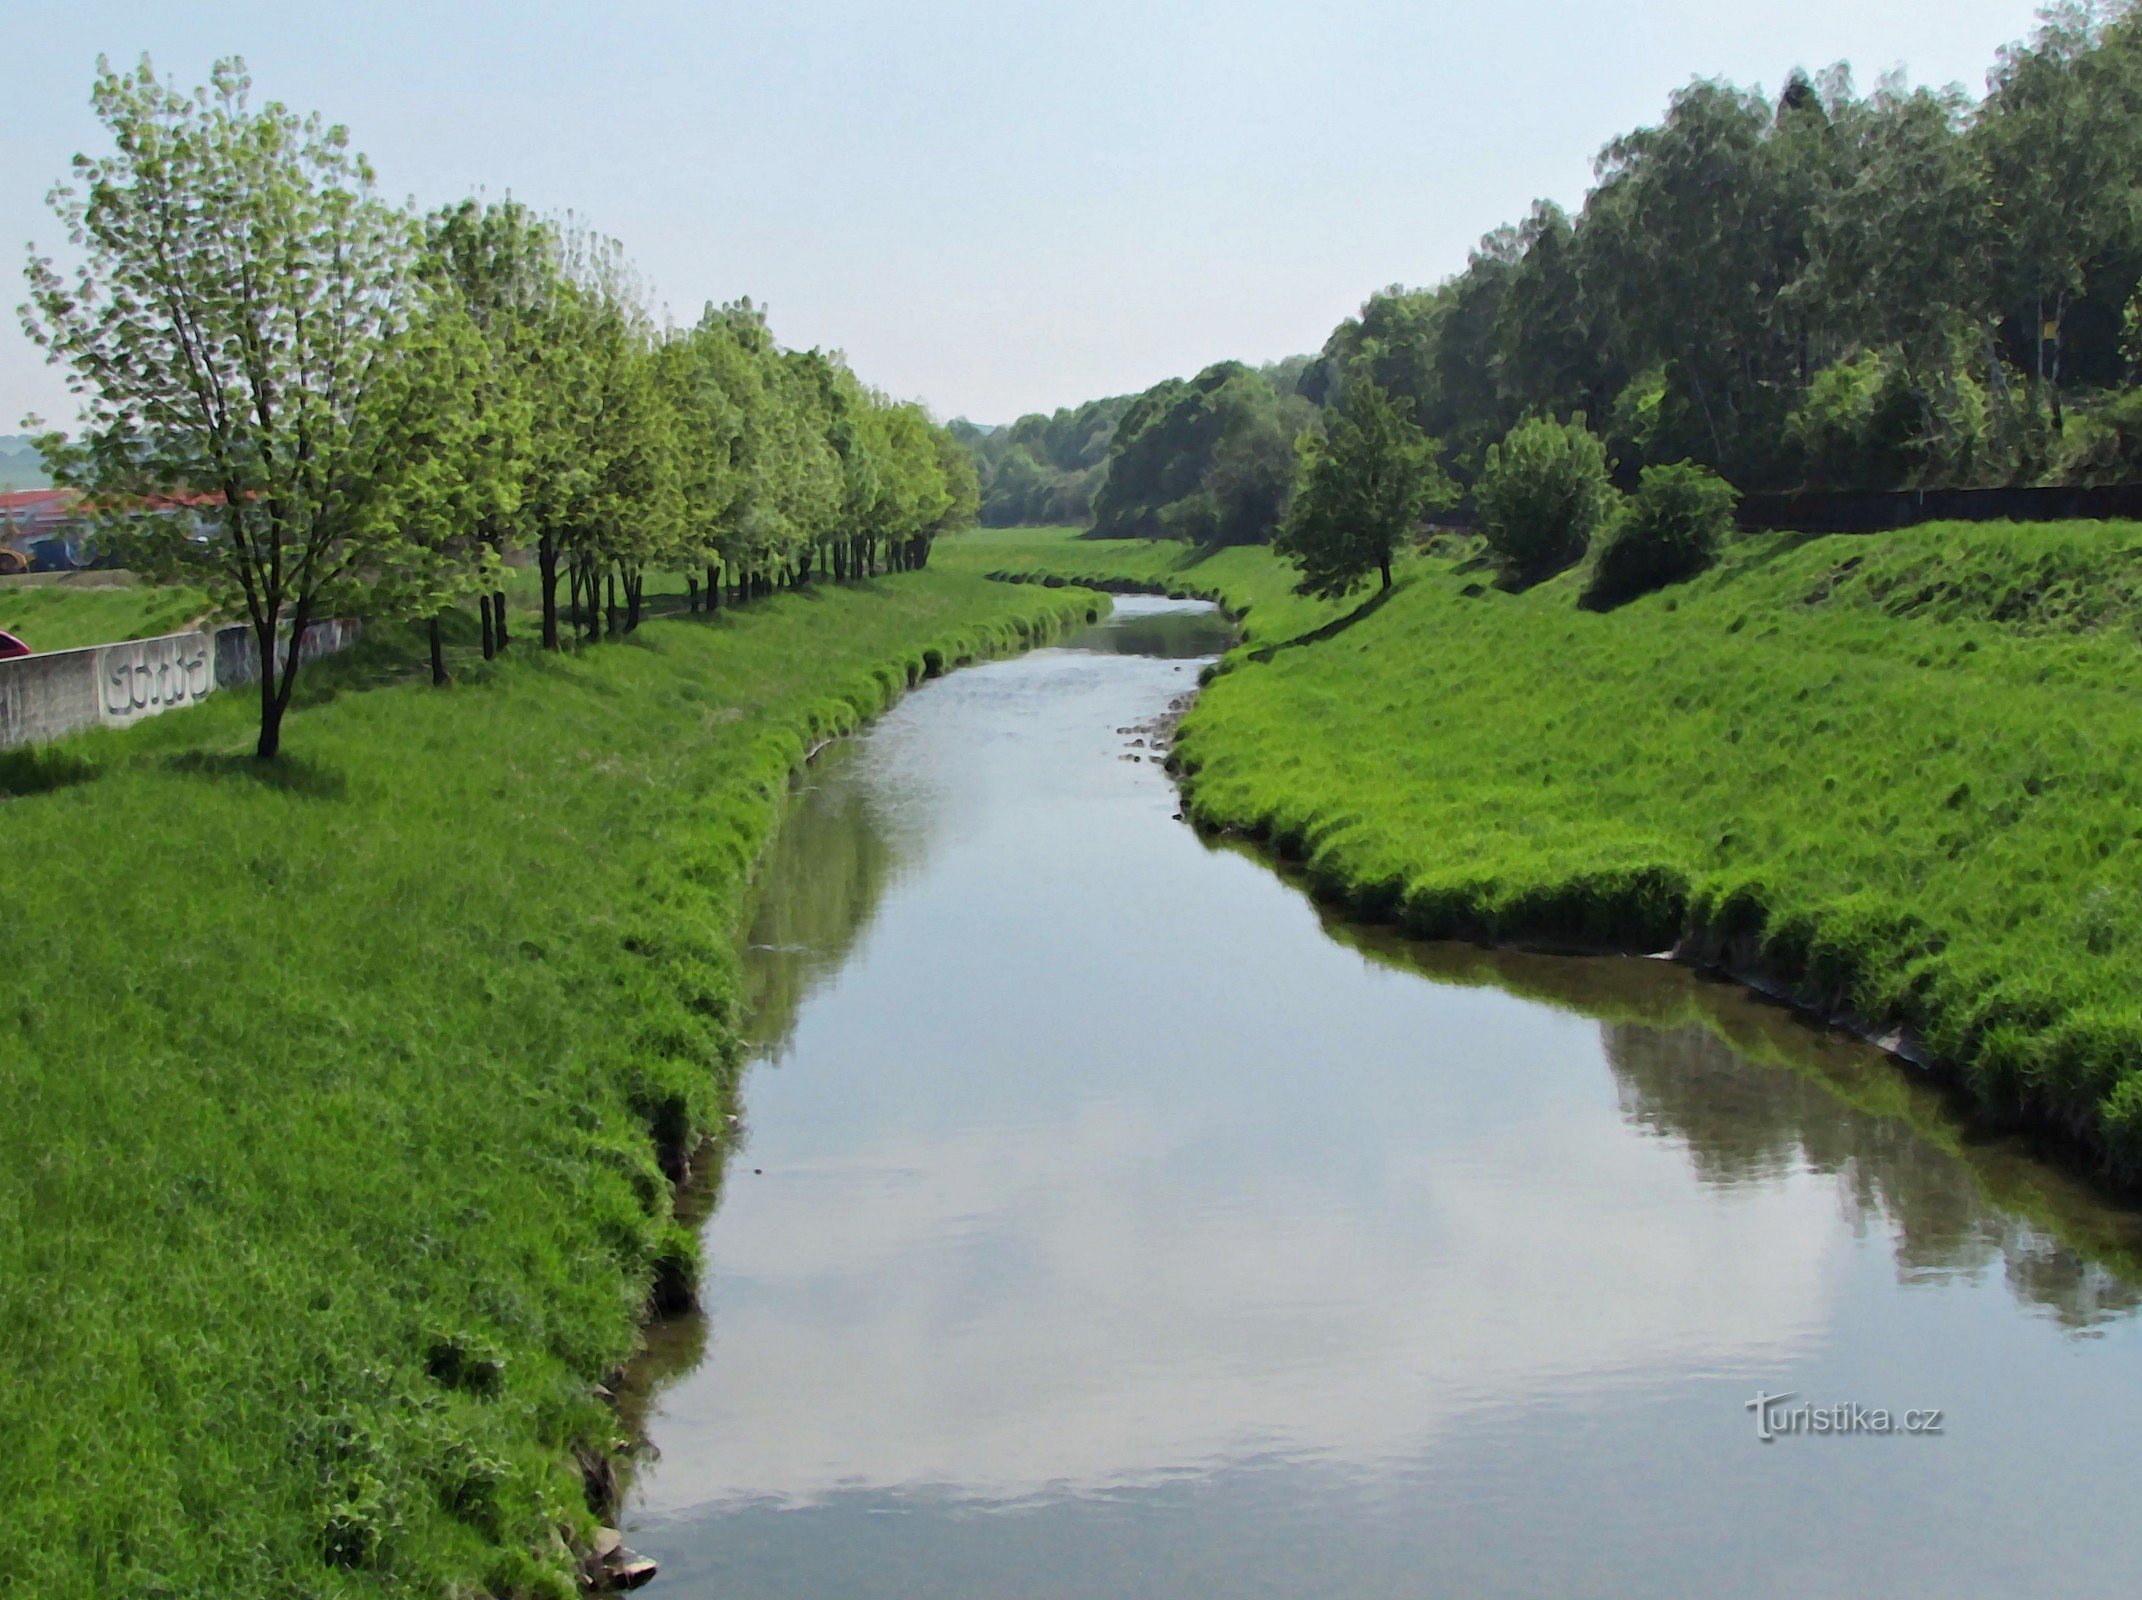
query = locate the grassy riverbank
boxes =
[942,522,2142,1184]
[0,570,1099,1599]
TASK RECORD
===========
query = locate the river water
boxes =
[622,596,2142,1598]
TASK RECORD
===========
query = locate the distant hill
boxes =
[0,435,53,491]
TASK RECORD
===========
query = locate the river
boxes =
[620,595,2142,1598]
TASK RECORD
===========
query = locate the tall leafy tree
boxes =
[1275,381,1453,596]
[420,197,559,657]
[1978,2,2142,428]
[24,56,419,757]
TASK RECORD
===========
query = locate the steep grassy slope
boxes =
[0,571,1100,1599]
[944,522,2142,1182]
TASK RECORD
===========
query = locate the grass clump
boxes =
[0,569,1099,1598]
[973,521,2142,1185]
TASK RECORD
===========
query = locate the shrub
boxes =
[1474,414,1614,584]
[1586,462,1737,606]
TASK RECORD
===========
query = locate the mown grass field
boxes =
[0,569,1100,1599]
[941,521,2142,1183]
[0,574,211,654]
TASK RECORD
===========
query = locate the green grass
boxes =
[955,521,2142,1184]
[0,569,1102,1599]
[0,575,211,654]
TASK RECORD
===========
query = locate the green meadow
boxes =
[941,521,2142,1182]
[0,570,1099,1599]
[0,575,211,654]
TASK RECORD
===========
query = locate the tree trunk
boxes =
[429,615,450,686]
[540,536,561,652]
[1379,551,1393,590]
[255,597,316,760]
[706,564,719,610]
[480,594,496,660]
[687,576,699,613]
[2050,290,2066,433]
[607,571,618,635]
[493,589,508,652]
[255,613,283,760]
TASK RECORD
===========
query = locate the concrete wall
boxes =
[0,642,107,748]
[0,617,360,750]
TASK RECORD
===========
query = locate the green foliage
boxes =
[1289,11,2142,495]
[23,56,424,755]
[1090,362,1317,543]
[0,568,1098,1600]
[1275,381,1453,597]
[954,394,1134,526]
[1587,462,1737,605]
[1785,352,1922,488]
[1474,414,1614,583]
[976,520,2142,1186]
[23,60,983,716]
[2053,386,2142,482]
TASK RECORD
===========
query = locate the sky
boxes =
[0,0,2055,431]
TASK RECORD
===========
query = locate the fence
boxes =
[1733,482,2142,534]
[0,618,361,750]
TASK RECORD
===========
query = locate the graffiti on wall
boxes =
[0,618,362,749]
[99,631,217,727]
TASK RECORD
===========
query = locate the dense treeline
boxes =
[22,57,977,756]
[1304,2,2142,493]
[1007,3,2142,553]
[951,394,1133,525]
[1087,359,1318,543]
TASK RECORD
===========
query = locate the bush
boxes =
[1474,414,1614,584]
[2055,388,2142,485]
[1586,462,1737,606]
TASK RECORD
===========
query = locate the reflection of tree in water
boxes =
[1605,1021,2142,1332]
[738,740,928,1067]
[621,753,919,1494]
[1265,888,2142,1337]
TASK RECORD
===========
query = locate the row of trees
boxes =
[983,2,2142,537]
[22,58,976,757]
[1086,358,1318,543]
[1304,2,2142,492]
[1275,394,1739,607]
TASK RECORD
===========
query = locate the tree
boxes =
[1475,414,1614,584]
[24,57,420,757]
[1977,3,2142,431]
[1275,380,1453,597]
[1090,362,1314,542]
[362,292,526,684]
[421,198,559,657]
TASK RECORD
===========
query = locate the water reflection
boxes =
[624,596,2142,1599]
[1606,1021,2142,1330]
[1294,918,2142,1335]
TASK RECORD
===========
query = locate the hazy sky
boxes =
[2,1,2051,429]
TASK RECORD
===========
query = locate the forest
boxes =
[972,3,2142,538]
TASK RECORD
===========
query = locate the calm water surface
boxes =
[624,596,2142,1598]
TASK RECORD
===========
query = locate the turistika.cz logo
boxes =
[1745,1391,1945,1442]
